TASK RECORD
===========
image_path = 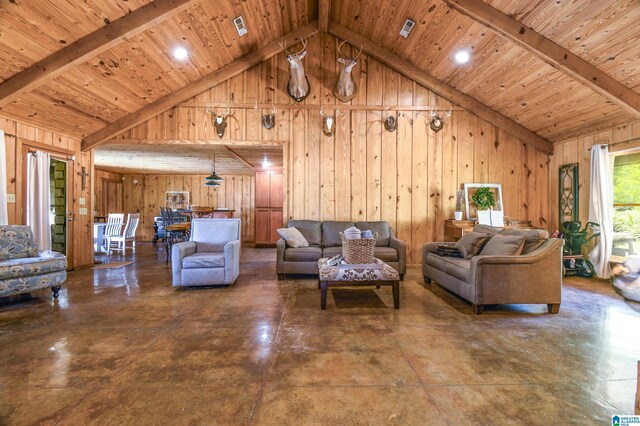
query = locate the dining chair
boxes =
[106,213,140,255]
[103,213,124,251]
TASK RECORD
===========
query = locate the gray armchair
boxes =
[172,219,241,287]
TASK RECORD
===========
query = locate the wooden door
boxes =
[102,179,123,215]
[269,209,283,243]
[255,172,271,207]
[255,208,271,245]
[270,173,283,208]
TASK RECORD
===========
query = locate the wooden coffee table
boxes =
[317,258,400,310]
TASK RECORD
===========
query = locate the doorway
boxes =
[22,145,75,270]
[49,159,68,255]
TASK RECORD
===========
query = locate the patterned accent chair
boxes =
[0,225,67,299]
[171,219,241,287]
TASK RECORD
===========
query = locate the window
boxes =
[612,150,640,258]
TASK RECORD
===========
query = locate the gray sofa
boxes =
[422,226,563,314]
[0,225,66,299]
[276,220,406,280]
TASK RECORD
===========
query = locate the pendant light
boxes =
[204,154,223,186]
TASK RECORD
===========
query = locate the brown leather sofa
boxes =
[276,220,406,280]
[422,227,563,314]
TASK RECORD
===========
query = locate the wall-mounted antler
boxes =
[320,105,342,136]
[206,104,232,138]
[428,106,452,132]
[383,108,398,132]
[280,38,310,102]
[334,40,363,103]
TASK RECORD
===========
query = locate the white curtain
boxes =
[0,131,7,225]
[26,151,52,251]
[588,144,614,278]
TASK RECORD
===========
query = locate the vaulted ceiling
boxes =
[1,0,639,173]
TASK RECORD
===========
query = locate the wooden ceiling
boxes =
[94,143,283,174]
[1,0,639,172]
[331,0,640,141]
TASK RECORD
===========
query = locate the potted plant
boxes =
[455,190,464,220]
[471,187,503,226]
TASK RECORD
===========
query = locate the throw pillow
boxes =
[480,233,526,256]
[276,227,309,248]
[500,229,549,254]
[473,224,502,236]
[454,232,489,259]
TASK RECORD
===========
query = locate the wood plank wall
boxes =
[549,120,640,233]
[94,169,123,217]
[1,115,94,268]
[119,33,551,264]
[120,174,255,242]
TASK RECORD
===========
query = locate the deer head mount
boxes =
[280,38,310,102]
[255,102,276,130]
[334,40,363,103]
[206,104,231,138]
[429,107,452,132]
[383,111,398,132]
[319,105,344,137]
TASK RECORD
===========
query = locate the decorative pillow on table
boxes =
[479,233,526,256]
[276,227,309,248]
[454,232,489,259]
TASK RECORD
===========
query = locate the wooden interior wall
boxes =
[0,115,94,268]
[118,33,551,264]
[549,120,640,233]
[94,169,123,217]
[121,174,255,242]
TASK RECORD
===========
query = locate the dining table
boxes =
[165,222,191,265]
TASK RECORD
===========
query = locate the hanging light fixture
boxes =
[204,154,223,186]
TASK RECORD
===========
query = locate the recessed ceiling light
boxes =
[262,158,270,169]
[454,50,471,64]
[173,46,189,61]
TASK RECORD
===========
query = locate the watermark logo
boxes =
[613,415,640,426]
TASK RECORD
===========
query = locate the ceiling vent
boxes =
[233,16,247,36]
[399,19,415,38]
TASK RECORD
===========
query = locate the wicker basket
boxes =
[340,232,376,264]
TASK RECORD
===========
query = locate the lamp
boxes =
[204,154,223,186]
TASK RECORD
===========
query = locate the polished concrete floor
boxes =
[1,243,638,425]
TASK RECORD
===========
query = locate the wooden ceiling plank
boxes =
[443,0,640,118]
[81,23,319,151]
[329,23,553,154]
[224,146,255,168]
[0,0,199,108]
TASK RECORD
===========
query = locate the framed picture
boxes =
[559,163,579,227]
[165,191,190,210]
[463,183,504,224]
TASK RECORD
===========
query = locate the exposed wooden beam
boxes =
[329,24,553,154]
[224,146,254,169]
[101,138,284,147]
[319,0,331,33]
[179,102,464,111]
[443,0,640,118]
[0,0,198,108]
[82,23,319,151]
